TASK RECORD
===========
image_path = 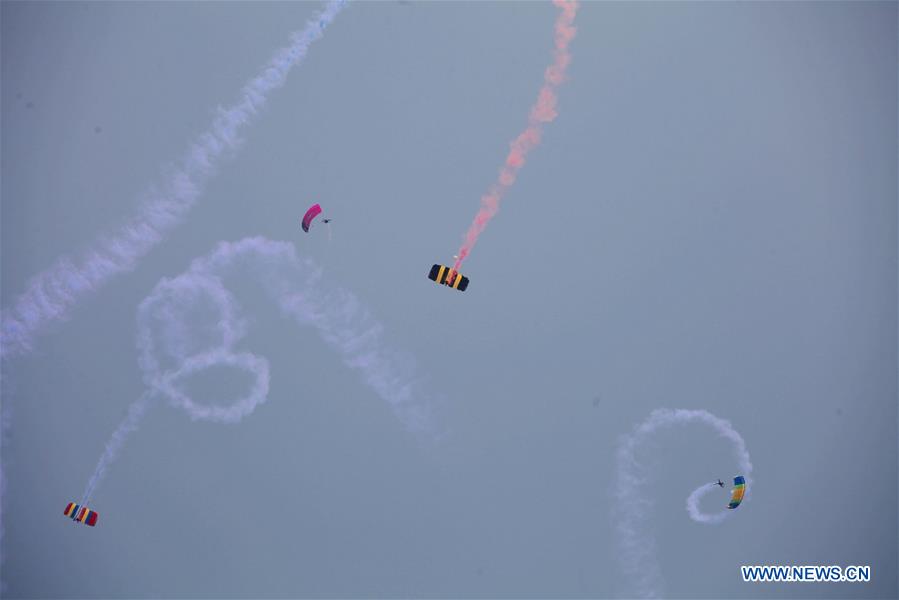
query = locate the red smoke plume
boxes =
[453,0,578,270]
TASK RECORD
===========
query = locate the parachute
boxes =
[727,476,745,509]
[301,203,323,232]
[428,264,469,291]
[64,502,99,526]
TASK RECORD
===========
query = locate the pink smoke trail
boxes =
[453,0,578,270]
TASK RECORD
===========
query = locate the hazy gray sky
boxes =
[2,2,896,598]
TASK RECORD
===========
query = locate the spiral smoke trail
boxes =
[0,0,347,361]
[613,409,754,598]
[80,237,435,506]
[1,4,345,578]
[453,0,578,270]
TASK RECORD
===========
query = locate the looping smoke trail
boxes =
[686,484,729,525]
[453,0,578,270]
[81,237,435,505]
[0,0,347,361]
[613,409,754,599]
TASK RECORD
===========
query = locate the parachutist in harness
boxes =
[715,479,724,488]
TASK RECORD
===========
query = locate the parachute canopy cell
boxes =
[64,502,99,526]
[428,264,469,291]
[727,476,745,510]
[301,203,322,232]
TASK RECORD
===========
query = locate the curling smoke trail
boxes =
[81,236,435,505]
[0,0,346,361]
[686,483,730,525]
[613,409,754,598]
[453,0,578,270]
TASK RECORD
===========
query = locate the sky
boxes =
[1,1,897,598]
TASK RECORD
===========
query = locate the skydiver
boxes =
[715,479,724,488]
[322,219,332,224]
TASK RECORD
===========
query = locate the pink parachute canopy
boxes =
[301,203,322,232]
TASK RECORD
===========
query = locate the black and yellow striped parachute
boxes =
[428,264,469,291]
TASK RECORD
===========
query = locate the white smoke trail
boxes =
[81,236,435,505]
[686,483,729,525]
[0,402,9,592]
[79,393,156,505]
[613,408,754,598]
[0,0,347,361]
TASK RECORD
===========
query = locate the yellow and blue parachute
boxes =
[727,476,745,509]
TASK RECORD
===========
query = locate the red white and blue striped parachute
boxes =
[64,502,99,527]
